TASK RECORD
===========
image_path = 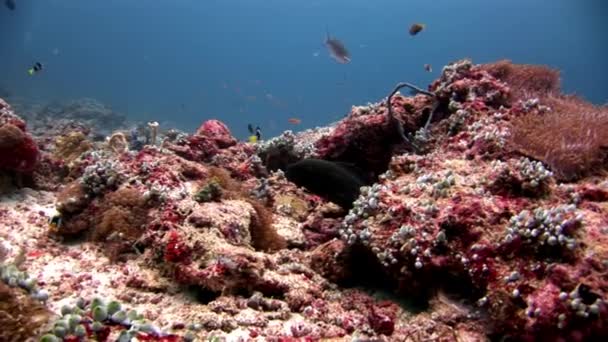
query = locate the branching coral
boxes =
[80,158,124,195]
[487,158,554,197]
[510,95,608,180]
[502,204,583,259]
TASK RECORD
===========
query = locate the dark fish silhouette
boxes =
[409,23,425,36]
[324,28,351,64]
[28,62,43,75]
[5,0,15,10]
[285,158,368,209]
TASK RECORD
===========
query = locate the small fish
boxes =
[247,124,261,143]
[27,62,43,75]
[48,213,62,231]
[325,27,351,64]
[409,23,425,36]
[288,118,301,125]
[5,0,15,10]
[424,64,432,72]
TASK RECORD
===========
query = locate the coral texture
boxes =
[1,59,607,342]
[510,95,608,180]
[0,100,39,173]
[481,59,561,101]
[0,282,54,341]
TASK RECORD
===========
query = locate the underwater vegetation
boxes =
[0,58,607,341]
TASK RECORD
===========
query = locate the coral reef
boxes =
[37,98,126,136]
[1,58,607,341]
[0,99,39,173]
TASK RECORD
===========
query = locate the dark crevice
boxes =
[338,244,428,313]
[184,285,221,304]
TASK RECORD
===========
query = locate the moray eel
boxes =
[285,158,369,210]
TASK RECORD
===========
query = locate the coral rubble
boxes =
[1,59,607,341]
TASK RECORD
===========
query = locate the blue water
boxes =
[1,0,607,139]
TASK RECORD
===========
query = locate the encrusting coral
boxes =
[52,131,93,166]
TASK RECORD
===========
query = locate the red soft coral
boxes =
[0,123,39,172]
[481,60,561,101]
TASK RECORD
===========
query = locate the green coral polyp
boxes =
[40,297,167,341]
[111,309,128,323]
[39,334,59,342]
[92,305,108,321]
[194,178,223,202]
[106,300,122,315]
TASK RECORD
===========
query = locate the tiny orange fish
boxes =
[288,118,301,125]
[409,23,425,36]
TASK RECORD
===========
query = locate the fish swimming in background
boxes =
[285,158,369,210]
[424,64,432,72]
[247,124,261,143]
[27,62,43,75]
[324,28,351,64]
[409,23,425,36]
[288,118,301,125]
[5,0,15,10]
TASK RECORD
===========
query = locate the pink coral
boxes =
[164,119,239,163]
[314,94,430,175]
[195,119,237,148]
